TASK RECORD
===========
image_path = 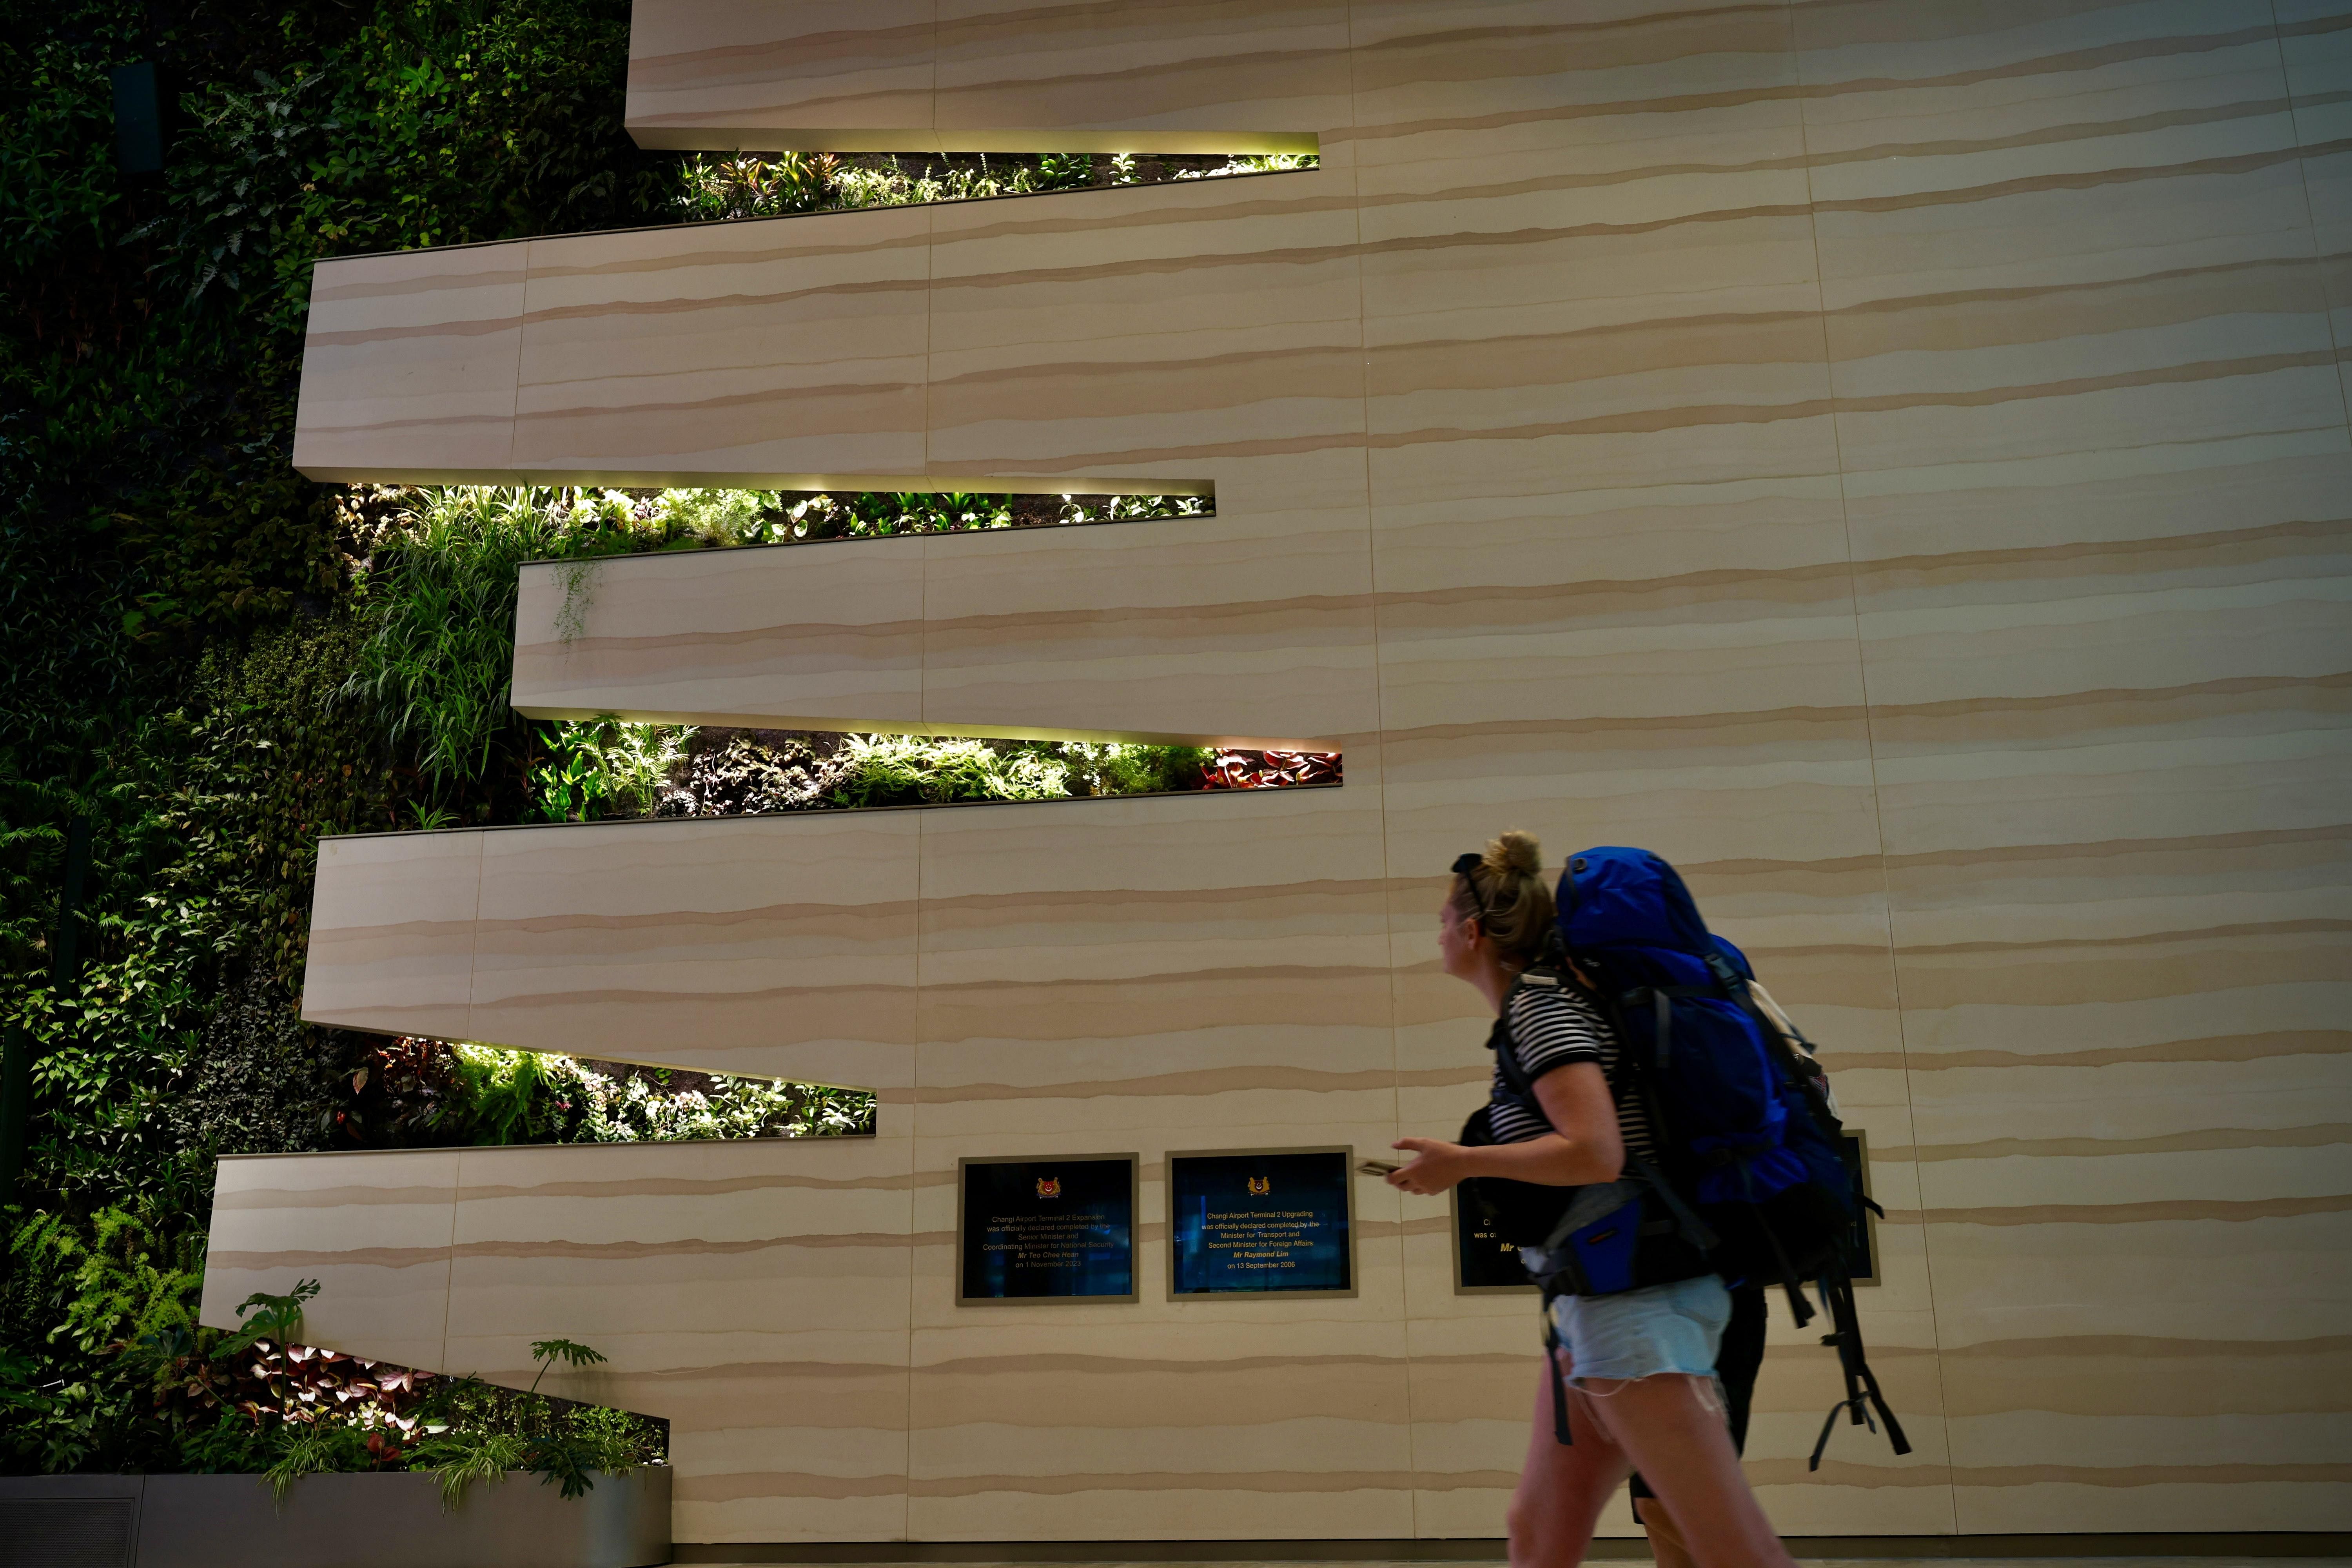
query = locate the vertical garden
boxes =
[0,0,1320,1478]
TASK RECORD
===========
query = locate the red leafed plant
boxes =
[196,1341,432,1436]
[1201,750,1341,790]
[331,1033,468,1146]
[137,1279,434,1465]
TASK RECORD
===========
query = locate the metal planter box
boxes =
[0,1467,670,1568]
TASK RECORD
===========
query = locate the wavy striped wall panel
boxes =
[201,1134,920,1543]
[623,0,1339,154]
[227,0,2352,1544]
[1796,0,2352,1532]
[290,150,1370,493]
[508,517,1378,748]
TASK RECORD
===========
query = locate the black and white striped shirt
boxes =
[1487,980,1657,1165]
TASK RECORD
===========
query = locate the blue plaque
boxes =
[1169,1148,1354,1297]
[958,1154,1137,1304]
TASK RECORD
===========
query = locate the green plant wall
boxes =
[3,0,736,1475]
[0,0,1322,1477]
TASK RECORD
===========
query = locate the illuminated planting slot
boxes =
[675,150,1323,224]
[340,1034,880,1144]
[629,726,1338,818]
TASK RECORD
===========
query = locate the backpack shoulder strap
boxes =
[1743,976,1815,1056]
[1484,1009,1534,1106]
[1498,981,1718,1264]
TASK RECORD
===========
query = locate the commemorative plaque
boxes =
[1167,1148,1354,1297]
[1451,1188,1535,1294]
[957,1154,1138,1304]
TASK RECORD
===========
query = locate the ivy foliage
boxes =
[136,7,665,330]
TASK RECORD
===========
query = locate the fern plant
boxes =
[414,1336,619,1504]
[526,716,693,824]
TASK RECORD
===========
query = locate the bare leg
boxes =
[1507,1359,1631,1568]
[1635,1495,1697,1568]
[1581,1375,1793,1568]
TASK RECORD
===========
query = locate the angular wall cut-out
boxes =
[218,0,2352,1546]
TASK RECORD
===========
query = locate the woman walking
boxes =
[1385,831,1794,1568]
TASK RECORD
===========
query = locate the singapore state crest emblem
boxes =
[1246,1176,1271,1196]
[1035,1176,1061,1198]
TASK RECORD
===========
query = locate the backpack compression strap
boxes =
[1543,1314,1572,1446]
[1806,1267,1913,1468]
[1488,971,1578,1446]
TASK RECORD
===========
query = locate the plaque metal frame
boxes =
[1844,1129,1880,1287]
[1163,1145,1359,1301]
[955,1151,1141,1307]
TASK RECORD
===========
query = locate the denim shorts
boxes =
[1548,1273,1730,1387]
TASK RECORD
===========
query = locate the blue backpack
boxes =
[1558,847,1846,1271]
[1552,845,1911,1467]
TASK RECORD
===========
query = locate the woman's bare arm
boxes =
[1387,1062,1624,1194]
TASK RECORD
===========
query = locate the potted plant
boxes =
[4,1281,671,1568]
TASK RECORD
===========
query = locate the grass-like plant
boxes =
[527,715,694,824]
[416,1427,527,1508]
[339,488,567,804]
[265,1419,376,1502]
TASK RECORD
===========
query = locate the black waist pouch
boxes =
[1458,1103,1572,1247]
[1459,1107,1715,1294]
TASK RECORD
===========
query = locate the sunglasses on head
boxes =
[1450,851,1508,923]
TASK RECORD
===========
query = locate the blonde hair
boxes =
[1448,829,1556,968]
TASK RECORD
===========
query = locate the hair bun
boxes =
[1485,829,1542,880]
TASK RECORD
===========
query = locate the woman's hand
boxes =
[1387,1137,1471,1195]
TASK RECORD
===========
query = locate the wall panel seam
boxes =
[1788,1,1959,1531]
[2269,0,2352,439]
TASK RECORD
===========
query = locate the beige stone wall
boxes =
[218,0,2352,1544]
[622,0,1339,154]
